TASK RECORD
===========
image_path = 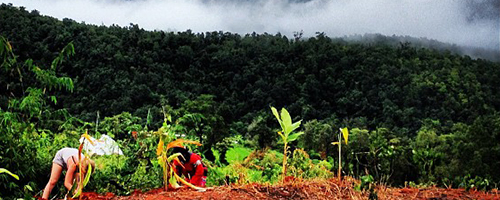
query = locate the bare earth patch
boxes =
[71,178,499,200]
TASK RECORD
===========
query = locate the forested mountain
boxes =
[342,33,500,62]
[2,3,500,195]
[2,3,499,131]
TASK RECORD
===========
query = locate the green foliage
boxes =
[246,113,275,148]
[271,107,303,143]
[288,149,334,179]
[252,149,283,183]
[2,3,500,193]
[456,175,493,191]
[0,35,76,199]
[176,94,227,152]
[129,160,163,190]
[345,128,410,185]
[299,119,335,158]
[97,112,142,139]
[260,149,284,164]
[208,147,333,186]
[0,168,19,180]
[86,124,164,195]
[207,163,263,186]
[225,147,252,165]
[355,174,374,191]
[207,148,286,186]
[87,155,162,195]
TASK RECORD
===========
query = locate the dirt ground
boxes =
[74,178,500,200]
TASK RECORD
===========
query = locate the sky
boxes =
[3,0,500,50]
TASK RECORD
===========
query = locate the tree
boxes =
[0,36,75,197]
[176,94,227,154]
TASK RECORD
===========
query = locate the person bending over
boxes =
[42,147,95,199]
[171,147,207,187]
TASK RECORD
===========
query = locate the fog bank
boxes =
[3,0,500,50]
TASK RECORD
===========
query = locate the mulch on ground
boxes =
[73,178,500,200]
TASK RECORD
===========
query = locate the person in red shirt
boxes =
[171,147,207,187]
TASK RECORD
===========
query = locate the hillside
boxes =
[1,3,500,199]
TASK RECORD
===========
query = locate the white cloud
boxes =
[3,0,499,50]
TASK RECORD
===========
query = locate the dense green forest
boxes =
[1,3,500,199]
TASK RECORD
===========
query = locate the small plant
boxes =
[331,127,349,180]
[271,106,303,180]
[457,175,492,191]
[67,131,95,199]
[355,174,374,191]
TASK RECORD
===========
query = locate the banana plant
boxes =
[331,127,349,180]
[67,131,95,199]
[271,106,303,180]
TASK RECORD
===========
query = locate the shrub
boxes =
[288,149,334,179]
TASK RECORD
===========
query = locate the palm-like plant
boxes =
[271,107,303,180]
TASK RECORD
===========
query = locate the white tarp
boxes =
[79,134,123,156]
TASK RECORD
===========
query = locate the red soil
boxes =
[71,178,499,200]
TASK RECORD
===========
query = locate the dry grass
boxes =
[73,177,500,200]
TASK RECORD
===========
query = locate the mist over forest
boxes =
[1,1,500,199]
[4,0,500,54]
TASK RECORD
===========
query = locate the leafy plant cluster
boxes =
[0,35,82,199]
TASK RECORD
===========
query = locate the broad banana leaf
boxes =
[289,121,302,134]
[271,107,284,130]
[281,108,292,134]
[158,154,166,168]
[287,132,304,142]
